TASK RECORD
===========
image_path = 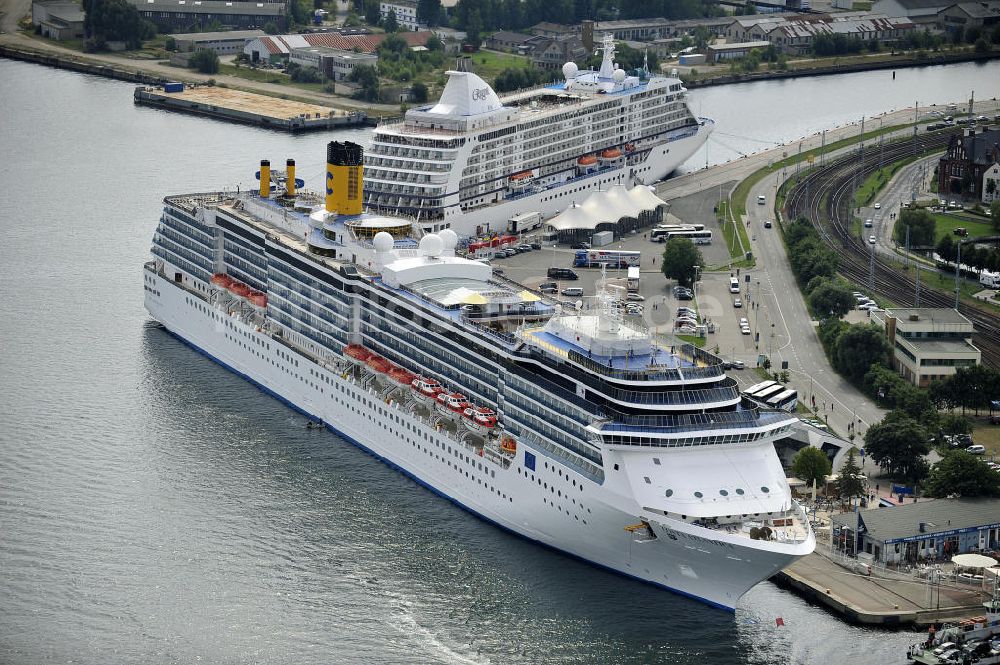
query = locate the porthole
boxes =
[761,486,770,493]
[665,489,673,497]
[736,488,745,495]
[694,491,703,498]
[720,490,728,496]
[653,458,661,465]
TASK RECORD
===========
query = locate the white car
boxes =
[626,293,645,302]
[873,202,881,209]
[740,325,752,335]
[869,235,876,244]
[864,219,873,228]
[739,317,749,326]
[858,302,878,310]
[733,298,743,308]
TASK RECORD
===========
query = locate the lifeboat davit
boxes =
[624,142,636,152]
[461,406,498,435]
[366,354,392,373]
[577,154,597,166]
[388,366,417,386]
[600,148,622,160]
[499,436,517,455]
[435,392,470,420]
[211,273,233,288]
[343,344,371,364]
[411,377,444,405]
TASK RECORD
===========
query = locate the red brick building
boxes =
[937,126,1000,198]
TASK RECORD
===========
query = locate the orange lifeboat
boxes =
[577,154,598,166]
[211,273,233,288]
[601,148,622,159]
[343,344,371,364]
[499,436,517,455]
[248,291,267,308]
[229,282,252,298]
[388,366,417,386]
[365,354,392,373]
[510,170,533,181]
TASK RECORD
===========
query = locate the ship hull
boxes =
[145,265,805,611]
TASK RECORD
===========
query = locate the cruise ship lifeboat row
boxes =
[461,406,498,435]
[507,170,534,192]
[436,392,471,419]
[411,376,444,405]
[211,273,267,307]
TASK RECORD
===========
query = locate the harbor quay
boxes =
[133,83,366,131]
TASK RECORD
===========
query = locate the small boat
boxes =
[229,282,252,298]
[248,291,267,308]
[343,344,371,365]
[600,148,623,160]
[577,154,597,166]
[365,354,392,373]
[210,273,233,288]
[411,377,444,405]
[388,366,417,386]
[435,392,470,419]
[306,420,323,430]
[461,406,498,435]
[508,170,534,192]
[499,436,517,455]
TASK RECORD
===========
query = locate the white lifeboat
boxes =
[461,406,498,435]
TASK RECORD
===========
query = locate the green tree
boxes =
[936,234,957,262]
[833,324,890,383]
[792,446,832,488]
[263,21,279,34]
[82,0,156,49]
[349,63,380,101]
[660,237,704,287]
[189,48,220,74]
[974,37,991,53]
[837,448,866,503]
[164,35,176,51]
[864,411,930,482]
[410,81,428,103]
[991,199,1000,231]
[808,280,855,319]
[363,0,380,24]
[426,33,444,51]
[938,413,972,435]
[384,8,399,32]
[417,0,442,26]
[894,207,936,246]
[925,450,1000,497]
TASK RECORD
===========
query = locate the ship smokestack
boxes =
[325,141,363,216]
[286,158,296,197]
[259,159,270,198]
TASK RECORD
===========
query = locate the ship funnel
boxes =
[325,141,363,216]
[286,158,296,197]
[259,159,270,198]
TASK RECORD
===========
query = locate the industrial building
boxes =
[289,46,378,81]
[170,30,264,54]
[832,498,1000,564]
[130,0,285,32]
[31,0,84,41]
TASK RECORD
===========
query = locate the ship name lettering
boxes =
[472,88,489,101]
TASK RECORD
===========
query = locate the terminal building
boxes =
[871,308,980,387]
[543,185,669,244]
[832,498,1000,564]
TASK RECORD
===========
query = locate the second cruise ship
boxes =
[144,141,814,611]
[363,34,713,236]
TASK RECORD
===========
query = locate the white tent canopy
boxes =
[546,185,668,232]
[951,553,998,569]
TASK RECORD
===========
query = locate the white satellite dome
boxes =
[372,231,394,253]
[419,233,443,258]
[562,61,579,80]
[438,228,458,251]
[612,68,626,83]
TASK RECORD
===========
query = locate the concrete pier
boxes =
[134,85,366,132]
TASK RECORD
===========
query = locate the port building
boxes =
[870,308,980,388]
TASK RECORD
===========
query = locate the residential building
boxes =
[872,0,952,24]
[171,30,264,54]
[871,308,980,387]
[289,46,378,81]
[707,40,771,63]
[983,162,1000,205]
[380,0,419,31]
[937,1,1000,36]
[527,34,588,71]
[832,498,1000,564]
[938,127,1000,198]
[129,0,285,32]
[31,0,84,40]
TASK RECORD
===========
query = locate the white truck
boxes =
[980,269,1000,289]
[507,211,542,234]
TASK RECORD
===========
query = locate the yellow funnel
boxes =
[259,159,270,198]
[286,159,296,197]
[325,141,363,216]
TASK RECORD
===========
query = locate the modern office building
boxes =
[871,308,980,387]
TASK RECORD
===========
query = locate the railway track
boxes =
[784,129,1000,368]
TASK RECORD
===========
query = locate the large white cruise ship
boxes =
[143,143,813,611]
[363,35,713,237]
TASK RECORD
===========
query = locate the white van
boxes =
[730,277,740,293]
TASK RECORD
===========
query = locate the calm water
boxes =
[5,56,997,664]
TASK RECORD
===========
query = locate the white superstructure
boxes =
[144,142,813,612]
[363,34,713,237]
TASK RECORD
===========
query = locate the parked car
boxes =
[517,244,532,252]
[676,291,693,301]
[570,242,590,249]
[529,242,542,250]
[547,268,578,280]
[732,360,745,370]
[966,444,986,455]
[626,293,645,302]
[561,287,583,297]
[676,307,697,316]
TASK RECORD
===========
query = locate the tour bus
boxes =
[650,224,705,242]
[752,385,786,402]
[766,389,799,412]
[663,229,713,244]
[573,249,641,268]
[744,380,778,397]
